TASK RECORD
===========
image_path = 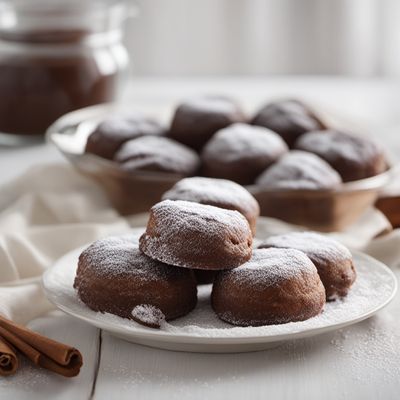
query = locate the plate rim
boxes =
[42,247,398,345]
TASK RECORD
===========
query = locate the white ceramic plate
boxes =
[43,233,397,353]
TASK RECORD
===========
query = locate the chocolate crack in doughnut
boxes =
[255,150,342,190]
[85,114,166,160]
[139,200,253,270]
[169,96,246,150]
[201,123,288,185]
[74,234,197,327]
[211,248,326,326]
[294,130,387,182]
[252,99,325,148]
[114,136,200,175]
[258,232,356,300]
[162,177,260,235]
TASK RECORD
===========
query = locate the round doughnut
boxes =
[294,130,387,182]
[85,114,165,159]
[74,234,197,327]
[162,177,260,235]
[252,99,325,148]
[258,232,356,300]
[201,123,288,185]
[169,96,246,150]
[113,136,200,175]
[211,248,326,326]
[255,150,342,190]
[139,200,253,270]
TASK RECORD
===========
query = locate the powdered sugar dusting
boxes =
[113,136,200,175]
[255,150,342,190]
[295,130,383,166]
[77,234,181,282]
[131,304,166,328]
[202,123,288,163]
[162,177,259,218]
[259,232,352,265]
[93,114,164,140]
[94,251,394,337]
[140,200,252,269]
[46,241,396,341]
[227,248,317,287]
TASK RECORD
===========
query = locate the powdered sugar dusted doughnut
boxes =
[211,248,326,326]
[139,200,253,270]
[162,177,260,235]
[74,234,197,326]
[258,232,356,300]
[113,136,200,175]
[201,123,288,185]
[85,114,165,160]
[169,96,246,150]
[295,130,387,182]
[255,150,342,190]
[252,99,325,148]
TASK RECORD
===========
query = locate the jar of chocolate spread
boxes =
[0,0,133,144]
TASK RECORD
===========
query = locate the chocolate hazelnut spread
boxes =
[0,1,130,138]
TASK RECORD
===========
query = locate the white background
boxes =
[126,0,400,77]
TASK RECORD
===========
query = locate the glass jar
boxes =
[0,0,133,144]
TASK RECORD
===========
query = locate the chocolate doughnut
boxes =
[139,200,253,270]
[211,248,326,326]
[85,114,165,159]
[258,232,356,300]
[169,96,246,150]
[113,136,200,175]
[255,150,342,190]
[162,177,260,235]
[252,99,325,148]
[294,130,387,182]
[201,123,288,185]
[74,234,197,327]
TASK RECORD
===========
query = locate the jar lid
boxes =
[0,0,137,42]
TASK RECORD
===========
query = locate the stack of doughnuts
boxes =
[74,177,357,328]
[85,96,387,191]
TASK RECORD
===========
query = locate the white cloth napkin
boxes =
[0,163,399,324]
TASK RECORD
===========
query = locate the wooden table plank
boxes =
[94,279,400,400]
[0,311,100,400]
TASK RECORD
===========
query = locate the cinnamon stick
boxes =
[0,336,18,376]
[0,316,82,377]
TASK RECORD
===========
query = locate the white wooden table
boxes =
[1,78,400,400]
